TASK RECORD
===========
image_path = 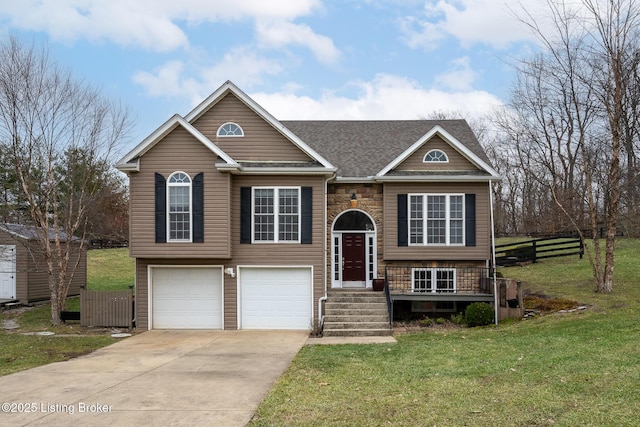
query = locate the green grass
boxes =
[0,248,133,377]
[0,334,117,376]
[86,247,134,290]
[251,238,640,426]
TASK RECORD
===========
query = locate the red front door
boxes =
[342,233,366,281]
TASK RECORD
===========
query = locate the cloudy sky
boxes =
[0,0,545,151]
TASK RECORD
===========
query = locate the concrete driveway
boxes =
[0,330,307,426]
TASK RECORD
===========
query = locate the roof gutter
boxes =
[115,159,140,173]
[375,175,501,183]
[231,166,336,175]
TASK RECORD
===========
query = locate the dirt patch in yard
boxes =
[523,292,582,312]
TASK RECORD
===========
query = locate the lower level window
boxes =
[412,268,456,293]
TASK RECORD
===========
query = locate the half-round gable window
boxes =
[217,122,244,137]
[168,172,191,184]
[423,149,449,163]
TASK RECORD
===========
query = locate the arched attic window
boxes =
[217,122,244,137]
[423,149,449,163]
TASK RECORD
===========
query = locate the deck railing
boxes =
[384,266,493,295]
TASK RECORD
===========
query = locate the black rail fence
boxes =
[495,236,584,266]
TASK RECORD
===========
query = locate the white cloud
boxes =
[400,0,539,50]
[435,56,478,91]
[0,0,325,52]
[256,20,340,65]
[251,74,503,121]
[133,47,283,106]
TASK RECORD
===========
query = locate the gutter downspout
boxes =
[489,180,499,326]
[318,175,333,329]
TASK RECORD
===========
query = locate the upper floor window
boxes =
[409,194,464,245]
[168,172,191,242]
[253,187,300,243]
[217,122,244,137]
[424,149,449,163]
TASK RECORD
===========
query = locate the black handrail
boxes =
[384,266,393,328]
[385,266,492,295]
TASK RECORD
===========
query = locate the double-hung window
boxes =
[409,194,464,245]
[412,268,456,293]
[168,172,191,242]
[253,187,300,243]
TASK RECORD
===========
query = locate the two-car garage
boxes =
[149,266,312,330]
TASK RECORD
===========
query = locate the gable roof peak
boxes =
[115,113,238,172]
[184,81,335,169]
[376,124,499,178]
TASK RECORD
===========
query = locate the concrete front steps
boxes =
[323,288,392,337]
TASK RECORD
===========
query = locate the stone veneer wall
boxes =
[326,183,385,283]
[326,183,489,289]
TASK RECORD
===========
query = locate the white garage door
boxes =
[152,267,223,329]
[240,267,312,330]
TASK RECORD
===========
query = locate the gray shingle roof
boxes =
[0,223,81,242]
[281,119,490,178]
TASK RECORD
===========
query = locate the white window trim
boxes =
[252,186,301,243]
[217,122,244,137]
[330,209,378,289]
[408,193,465,246]
[167,171,192,243]
[423,149,449,163]
[411,268,457,293]
[330,230,377,288]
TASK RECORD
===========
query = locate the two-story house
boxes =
[116,81,500,331]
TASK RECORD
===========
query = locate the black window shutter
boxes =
[465,194,476,247]
[192,173,204,243]
[397,194,408,247]
[155,173,167,243]
[240,187,251,244]
[301,187,312,244]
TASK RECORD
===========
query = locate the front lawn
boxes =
[251,239,640,426]
[87,247,134,290]
[0,248,134,376]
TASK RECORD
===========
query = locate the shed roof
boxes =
[0,223,82,242]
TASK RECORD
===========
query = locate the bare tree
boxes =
[505,0,640,293]
[0,36,131,323]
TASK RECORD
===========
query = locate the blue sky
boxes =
[0,0,545,153]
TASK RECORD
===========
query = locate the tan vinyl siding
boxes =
[395,135,478,172]
[192,94,313,162]
[383,182,491,261]
[16,245,28,302]
[231,175,326,323]
[134,175,325,330]
[21,242,85,302]
[129,126,232,259]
